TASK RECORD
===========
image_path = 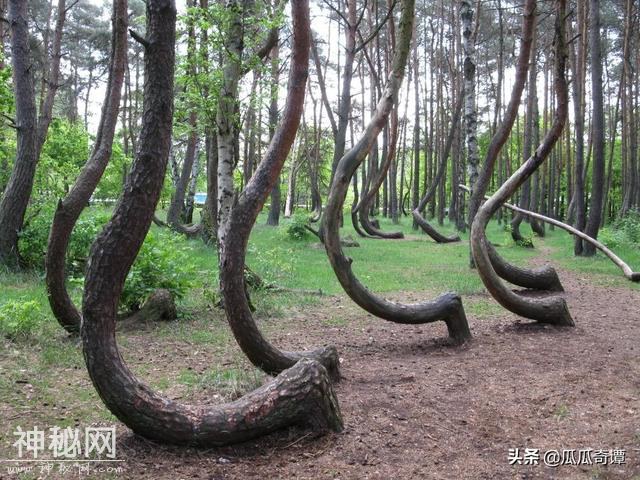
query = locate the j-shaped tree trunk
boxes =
[355,104,403,239]
[460,185,564,292]
[470,0,574,326]
[323,0,471,345]
[45,0,128,334]
[468,0,535,233]
[463,186,640,282]
[81,0,342,445]
[219,0,341,378]
[412,91,463,243]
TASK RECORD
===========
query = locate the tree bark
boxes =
[583,0,605,255]
[570,0,588,254]
[461,0,479,221]
[216,1,244,246]
[0,0,38,268]
[219,0,340,378]
[322,0,471,345]
[266,43,281,226]
[45,0,128,334]
[468,0,535,233]
[470,0,574,326]
[412,91,463,243]
[81,0,342,445]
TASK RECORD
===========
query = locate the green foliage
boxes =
[248,243,295,286]
[284,212,311,241]
[0,55,15,191]
[0,298,44,339]
[93,141,130,200]
[121,230,196,311]
[34,119,90,201]
[19,206,195,312]
[600,210,640,248]
[19,204,111,275]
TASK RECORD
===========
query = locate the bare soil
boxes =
[2,263,639,480]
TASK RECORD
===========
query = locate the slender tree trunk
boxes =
[411,41,420,230]
[216,1,244,246]
[571,0,588,254]
[0,0,38,268]
[45,0,128,333]
[583,0,605,255]
[266,43,281,226]
[461,0,479,218]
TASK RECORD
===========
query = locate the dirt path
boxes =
[110,265,639,480]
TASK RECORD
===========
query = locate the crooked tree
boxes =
[80,0,342,445]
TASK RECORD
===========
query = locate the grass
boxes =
[0,207,638,464]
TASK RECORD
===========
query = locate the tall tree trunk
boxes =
[219,0,340,378]
[511,17,538,243]
[0,0,65,268]
[461,0,479,227]
[570,0,588,254]
[81,0,342,444]
[469,0,536,231]
[266,43,281,226]
[322,0,471,345]
[0,0,38,268]
[470,0,573,326]
[216,1,244,246]
[411,40,420,230]
[583,0,605,255]
[45,0,128,333]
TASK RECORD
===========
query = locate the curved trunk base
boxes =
[359,211,404,239]
[412,210,461,243]
[351,210,374,238]
[531,218,545,237]
[83,319,343,446]
[487,242,564,292]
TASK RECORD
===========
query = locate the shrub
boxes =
[18,204,110,276]
[601,210,640,248]
[285,212,311,241]
[0,299,44,339]
[120,230,195,311]
[19,207,195,312]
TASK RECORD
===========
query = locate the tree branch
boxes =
[354,0,397,54]
[129,29,150,48]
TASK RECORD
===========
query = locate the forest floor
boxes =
[0,218,639,479]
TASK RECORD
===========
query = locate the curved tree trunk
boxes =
[470,0,574,326]
[468,0,535,232]
[81,0,342,446]
[412,90,464,243]
[355,103,403,239]
[45,0,128,334]
[461,185,564,292]
[219,0,340,378]
[322,0,471,345]
[464,186,640,282]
